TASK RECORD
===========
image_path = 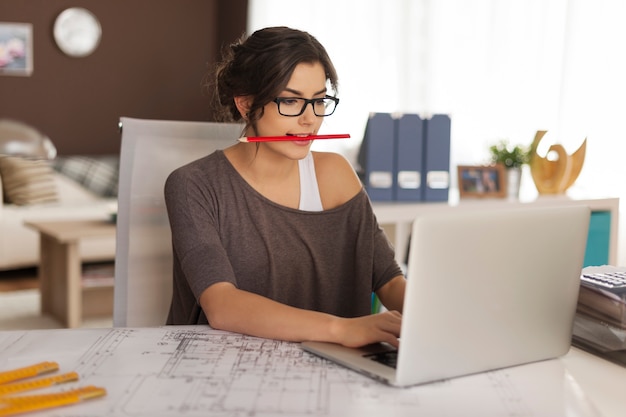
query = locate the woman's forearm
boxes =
[200,282,402,348]
[200,282,341,342]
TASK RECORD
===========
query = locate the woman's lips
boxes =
[287,134,314,145]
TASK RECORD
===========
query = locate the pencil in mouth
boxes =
[238,134,350,143]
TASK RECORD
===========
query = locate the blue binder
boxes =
[357,113,396,201]
[395,114,424,201]
[422,114,451,202]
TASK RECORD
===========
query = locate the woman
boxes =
[165,26,406,348]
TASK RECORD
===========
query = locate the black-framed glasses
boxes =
[272,95,339,117]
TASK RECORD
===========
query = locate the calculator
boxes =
[580,271,626,295]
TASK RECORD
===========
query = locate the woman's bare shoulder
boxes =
[312,151,363,208]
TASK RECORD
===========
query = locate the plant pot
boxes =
[506,167,522,199]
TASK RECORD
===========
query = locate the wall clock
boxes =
[53,7,102,57]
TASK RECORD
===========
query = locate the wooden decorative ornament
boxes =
[529,130,586,194]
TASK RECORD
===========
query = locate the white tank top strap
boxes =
[298,152,323,211]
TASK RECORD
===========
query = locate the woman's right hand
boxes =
[331,310,402,348]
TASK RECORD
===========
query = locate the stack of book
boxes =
[572,266,626,367]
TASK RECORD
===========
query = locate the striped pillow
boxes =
[0,156,58,205]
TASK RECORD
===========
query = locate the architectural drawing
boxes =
[0,327,597,417]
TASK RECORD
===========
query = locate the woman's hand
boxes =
[331,310,402,348]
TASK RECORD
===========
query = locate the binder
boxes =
[357,113,396,201]
[395,114,424,201]
[422,114,451,202]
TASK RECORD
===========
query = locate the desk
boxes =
[0,326,624,417]
[372,197,619,266]
[24,220,116,328]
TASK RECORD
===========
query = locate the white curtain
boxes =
[249,1,626,260]
[249,0,625,191]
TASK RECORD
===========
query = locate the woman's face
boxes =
[254,61,328,159]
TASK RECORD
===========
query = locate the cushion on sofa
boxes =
[52,155,119,198]
[0,157,58,205]
[53,171,102,203]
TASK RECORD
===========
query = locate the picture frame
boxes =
[457,164,507,198]
[0,22,33,76]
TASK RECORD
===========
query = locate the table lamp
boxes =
[0,119,56,160]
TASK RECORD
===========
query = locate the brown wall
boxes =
[0,0,247,155]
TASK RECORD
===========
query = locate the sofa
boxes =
[0,155,118,271]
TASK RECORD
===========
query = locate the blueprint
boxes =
[0,326,599,417]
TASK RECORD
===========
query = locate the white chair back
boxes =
[113,117,243,327]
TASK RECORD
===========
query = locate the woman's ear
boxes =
[234,96,252,120]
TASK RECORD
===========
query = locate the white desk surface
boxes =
[0,326,624,417]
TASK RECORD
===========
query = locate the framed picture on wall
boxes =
[457,164,507,198]
[0,22,33,76]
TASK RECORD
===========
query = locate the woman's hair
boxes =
[208,26,338,130]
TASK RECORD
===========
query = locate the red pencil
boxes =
[238,134,350,143]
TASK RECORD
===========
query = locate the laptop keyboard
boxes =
[364,351,398,368]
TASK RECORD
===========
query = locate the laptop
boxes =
[302,205,590,387]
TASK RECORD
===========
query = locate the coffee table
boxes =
[25,219,116,328]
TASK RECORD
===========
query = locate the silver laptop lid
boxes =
[396,205,590,386]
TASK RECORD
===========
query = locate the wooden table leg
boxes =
[38,234,54,317]
[38,235,82,328]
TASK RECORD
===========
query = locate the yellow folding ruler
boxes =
[0,361,106,416]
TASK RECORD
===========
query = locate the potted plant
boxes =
[489,139,531,169]
[488,139,531,198]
